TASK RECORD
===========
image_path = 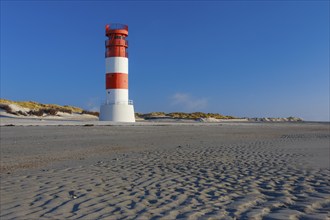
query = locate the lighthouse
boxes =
[100,23,135,122]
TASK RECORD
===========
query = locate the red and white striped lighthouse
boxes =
[100,23,135,122]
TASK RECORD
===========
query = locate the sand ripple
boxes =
[1,141,330,219]
[1,124,329,219]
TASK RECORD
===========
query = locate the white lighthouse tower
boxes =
[99,23,135,122]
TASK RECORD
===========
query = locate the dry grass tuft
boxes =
[0,98,83,113]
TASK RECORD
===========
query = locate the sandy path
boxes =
[1,123,329,219]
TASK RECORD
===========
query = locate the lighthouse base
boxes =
[99,103,135,122]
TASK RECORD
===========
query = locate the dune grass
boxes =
[0,98,83,113]
[135,112,237,119]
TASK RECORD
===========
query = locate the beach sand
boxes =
[0,122,329,219]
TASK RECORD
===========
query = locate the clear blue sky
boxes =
[1,1,329,121]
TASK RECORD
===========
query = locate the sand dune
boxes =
[1,123,329,219]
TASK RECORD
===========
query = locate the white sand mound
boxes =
[0,103,98,122]
[8,104,30,113]
[197,117,221,122]
[252,117,303,122]
[197,118,249,123]
[0,103,30,114]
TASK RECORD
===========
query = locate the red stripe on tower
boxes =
[106,73,128,89]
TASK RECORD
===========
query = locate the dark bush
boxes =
[44,108,58,115]
[82,110,99,117]
[0,105,14,114]
[27,108,73,116]
[28,109,44,116]
[135,113,143,118]
[57,108,72,114]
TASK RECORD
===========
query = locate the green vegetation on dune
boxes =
[167,112,236,119]
[0,98,83,113]
[135,112,237,120]
[0,98,100,117]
